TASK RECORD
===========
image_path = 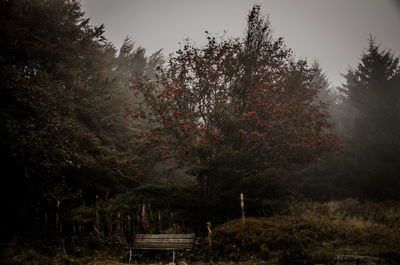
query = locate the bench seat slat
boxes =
[132,247,192,251]
[134,239,194,243]
[135,234,195,239]
[133,245,192,249]
[134,241,194,246]
[134,243,193,247]
[131,233,195,251]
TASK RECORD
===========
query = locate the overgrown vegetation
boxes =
[2,199,400,264]
[209,199,400,264]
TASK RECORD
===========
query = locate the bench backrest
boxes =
[133,233,195,251]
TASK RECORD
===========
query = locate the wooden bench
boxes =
[126,233,195,263]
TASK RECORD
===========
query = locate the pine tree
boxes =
[0,0,138,235]
[340,37,400,199]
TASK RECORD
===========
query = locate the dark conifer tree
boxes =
[0,0,137,236]
[338,37,400,199]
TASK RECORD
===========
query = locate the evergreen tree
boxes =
[0,0,138,236]
[312,61,336,108]
[340,37,400,199]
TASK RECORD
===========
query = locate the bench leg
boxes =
[129,249,132,264]
[172,250,175,263]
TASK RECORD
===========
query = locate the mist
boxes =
[1,1,399,264]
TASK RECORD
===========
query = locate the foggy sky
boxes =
[80,0,400,87]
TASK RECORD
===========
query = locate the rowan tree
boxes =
[128,5,342,191]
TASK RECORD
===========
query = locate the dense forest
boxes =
[0,1,399,264]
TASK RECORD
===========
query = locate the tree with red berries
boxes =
[128,5,342,192]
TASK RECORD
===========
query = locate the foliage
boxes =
[294,38,400,201]
[0,0,160,238]
[338,37,400,199]
[128,5,342,192]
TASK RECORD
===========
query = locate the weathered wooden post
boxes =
[240,193,245,247]
[240,193,245,229]
[142,202,150,232]
[158,210,162,232]
[207,221,212,248]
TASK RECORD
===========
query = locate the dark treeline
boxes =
[296,38,400,201]
[0,0,399,256]
[0,0,163,239]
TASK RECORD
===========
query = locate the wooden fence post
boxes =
[207,221,212,248]
[240,193,245,229]
[240,193,245,247]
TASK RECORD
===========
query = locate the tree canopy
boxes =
[128,6,342,191]
[0,0,162,236]
[339,37,400,199]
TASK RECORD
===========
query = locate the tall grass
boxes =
[209,199,400,264]
[5,195,400,264]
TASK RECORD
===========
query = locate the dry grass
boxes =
[211,199,400,264]
[2,199,399,264]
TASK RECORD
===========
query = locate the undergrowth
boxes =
[200,199,400,264]
[1,199,399,264]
